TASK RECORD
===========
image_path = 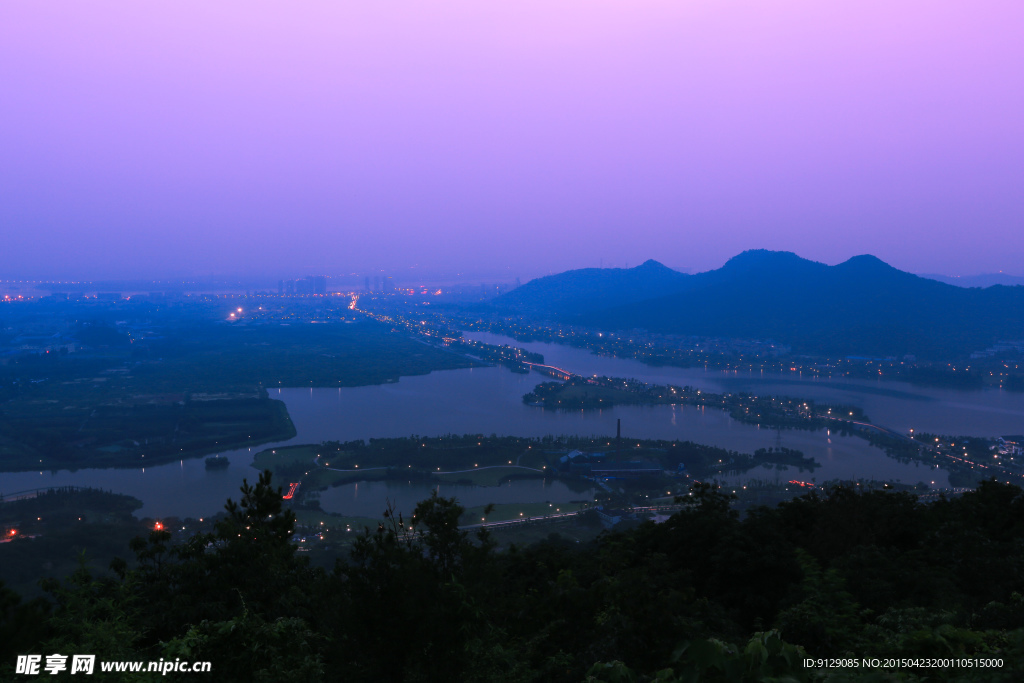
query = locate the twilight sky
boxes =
[2,1,1022,282]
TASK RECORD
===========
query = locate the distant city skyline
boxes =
[3,251,1023,290]
[2,1,1022,281]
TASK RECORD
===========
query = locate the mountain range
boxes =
[493,250,1024,360]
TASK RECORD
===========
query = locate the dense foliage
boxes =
[0,319,476,470]
[3,476,1024,681]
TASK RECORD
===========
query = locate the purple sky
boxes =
[2,1,1022,282]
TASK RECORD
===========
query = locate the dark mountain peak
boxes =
[579,248,1024,359]
[836,254,896,271]
[638,259,668,269]
[492,258,687,315]
[720,249,821,272]
[834,254,932,286]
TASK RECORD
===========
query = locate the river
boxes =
[1,349,959,517]
[462,331,1024,437]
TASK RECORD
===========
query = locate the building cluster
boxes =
[993,438,1023,474]
[278,276,328,295]
[363,275,395,293]
[0,332,77,360]
[971,340,1024,359]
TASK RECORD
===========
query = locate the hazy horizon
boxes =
[3,250,1023,290]
[3,1,1022,281]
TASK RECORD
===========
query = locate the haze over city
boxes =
[2,0,1022,282]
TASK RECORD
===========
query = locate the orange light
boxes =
[154,522,164,531]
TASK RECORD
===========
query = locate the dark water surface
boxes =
[463,331,1024,437]
[2,356,953,517]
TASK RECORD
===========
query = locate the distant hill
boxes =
[492,259,690,315]
[501,250,1024,360]
[921,273,1024,288]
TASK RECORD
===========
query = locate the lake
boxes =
[463,331,1024,437]
[1,352,955,517]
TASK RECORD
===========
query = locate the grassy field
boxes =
[252,444,320,477]
[253,440,560,496]
[253,442,429,490]
[303,468,391,489]
[290,435,560,474]
[432,466,544,486]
